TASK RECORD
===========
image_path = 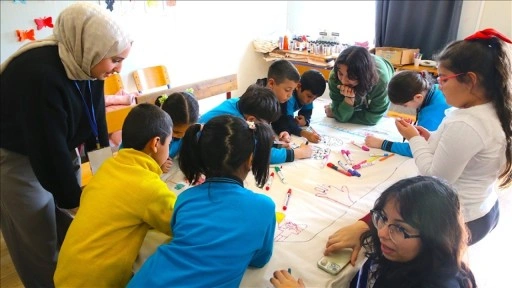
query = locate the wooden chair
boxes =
[106,105,134,134]
[104,73,124,95]
[132,65,171,94]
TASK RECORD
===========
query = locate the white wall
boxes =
[0,0,287,96]
[2,1,509,96]
[286,1,376,45]
[458,0,512,39]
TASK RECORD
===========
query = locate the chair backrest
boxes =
[104,73,124,95]
[106,105,134,134]
[132,65,171,94]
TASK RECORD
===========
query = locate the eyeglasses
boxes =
[436,73,465,86]
[371,209,420,244]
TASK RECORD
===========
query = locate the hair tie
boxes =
[246,121,256,130]
[465,28,512,44]
[419,71,426,79]
[158,94,168,106]
[185,88,194,94]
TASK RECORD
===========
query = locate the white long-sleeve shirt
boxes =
[409,102,505,222]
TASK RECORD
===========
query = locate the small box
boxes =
[375,47,419,66]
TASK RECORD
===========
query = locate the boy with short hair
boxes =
[271,69,326,143]
[54,104,177,287]
[256,59,301,104]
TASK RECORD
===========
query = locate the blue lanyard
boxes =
[74,81,100,149]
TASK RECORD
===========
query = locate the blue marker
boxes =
[338,160,361,177]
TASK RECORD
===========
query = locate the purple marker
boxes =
[338,160,361,177]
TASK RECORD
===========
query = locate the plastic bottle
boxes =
[283,35,289,50]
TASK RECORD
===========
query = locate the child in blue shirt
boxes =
[199,84,311,164]
[256,59,302,145]
[365,70,451,157]
[271,69,326,143]
[128,115,276,288]
[155,91,199,172]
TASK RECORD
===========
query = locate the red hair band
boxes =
[465,28,512,44]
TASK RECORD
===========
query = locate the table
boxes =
[394,64,438,76]
[294,62,332,81]
[136,97,419,287]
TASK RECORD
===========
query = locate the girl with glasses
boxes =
[271,176,476,288]
[395,28,512,245]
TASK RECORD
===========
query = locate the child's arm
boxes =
[142,182,177,235]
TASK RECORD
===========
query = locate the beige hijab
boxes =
[0,2,132,80]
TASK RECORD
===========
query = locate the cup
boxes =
[414,58,421,68]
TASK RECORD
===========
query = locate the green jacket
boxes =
[328,54,394,125]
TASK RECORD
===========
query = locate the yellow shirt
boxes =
[54,149,176,287]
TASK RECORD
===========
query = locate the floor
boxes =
[2,92,511,287]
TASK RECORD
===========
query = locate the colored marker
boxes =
[275,166,287,184]
[351,141,370,151]
[264,172,275,191]
[338,160,361,177]
[282,189,292,211]
[370,153,390,157]
[288,268,292,274]
[341,150,353,165]
[326,162,352,177]
[379,153,395,162]
[352,160,367,170]
[359,160,377,169]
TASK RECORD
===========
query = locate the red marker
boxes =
[326,162,352,177]
[264,172,275,191]
[282,189,292,211]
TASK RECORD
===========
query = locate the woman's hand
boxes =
[365,135,384,149]
[325,221,369,266]
[338,85,356,106]
[324,104,334,118]
[270,270,305,288]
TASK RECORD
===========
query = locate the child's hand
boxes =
[293,143,313,159]
[270,270,305,288]
[395,119,420,140]
[301,130,320,143]
[279,132,291,143]
[160,157,173,173]
[324,104,334,118]
[365,135,384,148]
[416,125,431,141]
[294,115,307,127]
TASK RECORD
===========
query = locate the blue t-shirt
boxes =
[128,177,276,288]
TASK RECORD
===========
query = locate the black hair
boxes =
[268,59,300,84]
[179,115,274,187]
[155,92,199,125]
[299,69,327,97]
[238,84,281,123]
[435,37,512,188]
[361,176,475,288]
[335,46,379,97]
[388,70,434,104]
[122,103,173,150]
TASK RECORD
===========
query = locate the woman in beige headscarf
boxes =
[0,2,132,287]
